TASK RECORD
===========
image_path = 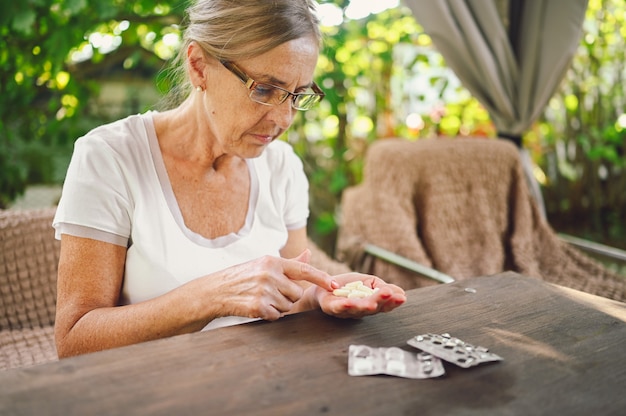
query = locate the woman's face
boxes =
[201,36,320,159]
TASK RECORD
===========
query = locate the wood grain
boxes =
[1,272,624,415]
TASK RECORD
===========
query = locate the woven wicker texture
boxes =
[336,138,626,302]
[1,208,59,370]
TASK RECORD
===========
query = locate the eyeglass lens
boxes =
[249,84,321,110]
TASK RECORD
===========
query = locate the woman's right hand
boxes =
[205,250,338,321]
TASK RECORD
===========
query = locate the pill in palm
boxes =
[333,281,379,298]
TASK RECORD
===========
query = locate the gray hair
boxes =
[159,0,322,108]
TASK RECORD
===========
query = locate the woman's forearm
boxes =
[55,279,216,358]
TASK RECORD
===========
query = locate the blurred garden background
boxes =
[1,0,624,260]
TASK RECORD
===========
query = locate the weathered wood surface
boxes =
[1,272,624,416]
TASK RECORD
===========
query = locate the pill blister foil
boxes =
[348,345,445,379]
[407,333,503,368]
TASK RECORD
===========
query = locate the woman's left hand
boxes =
[314,273,406,319]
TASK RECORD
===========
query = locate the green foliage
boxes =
[290,4,423,251]
[0,0,186,207]
[535,0,626,247]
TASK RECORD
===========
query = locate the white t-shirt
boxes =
[53,112,310,330]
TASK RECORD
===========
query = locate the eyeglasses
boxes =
[220,60,325,111]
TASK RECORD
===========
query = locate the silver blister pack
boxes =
[407,333,503,368]
[348,344,445,379]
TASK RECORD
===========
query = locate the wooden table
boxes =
[1,272,625,415]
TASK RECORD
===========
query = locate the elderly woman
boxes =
[53,0,406,358]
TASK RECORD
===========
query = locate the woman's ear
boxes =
[187,42,208,89]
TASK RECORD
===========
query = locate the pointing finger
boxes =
[281,254,337,291]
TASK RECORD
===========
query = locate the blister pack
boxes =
[407,333,503,368]
[348,344,445,379]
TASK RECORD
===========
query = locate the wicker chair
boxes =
[336,137,626,302]
[0,207,350,371]
[0,208,59,370]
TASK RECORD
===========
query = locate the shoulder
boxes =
[74,112,151,154]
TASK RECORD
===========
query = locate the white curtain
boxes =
[403,0,589,216]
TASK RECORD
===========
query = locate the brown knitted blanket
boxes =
[336,137,626,302]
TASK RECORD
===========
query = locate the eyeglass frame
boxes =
[219,60,325,111]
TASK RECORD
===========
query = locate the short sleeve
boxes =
[53,135,133,243]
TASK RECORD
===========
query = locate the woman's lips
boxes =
[252,134,274,144]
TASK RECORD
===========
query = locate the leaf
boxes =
[65,0,88,15]
[11,9,36,35]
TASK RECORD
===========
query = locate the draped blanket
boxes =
[336,138,625,302]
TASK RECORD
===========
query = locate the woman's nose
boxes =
[266,99,296,130]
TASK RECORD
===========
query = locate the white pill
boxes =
[333,281,379,298]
